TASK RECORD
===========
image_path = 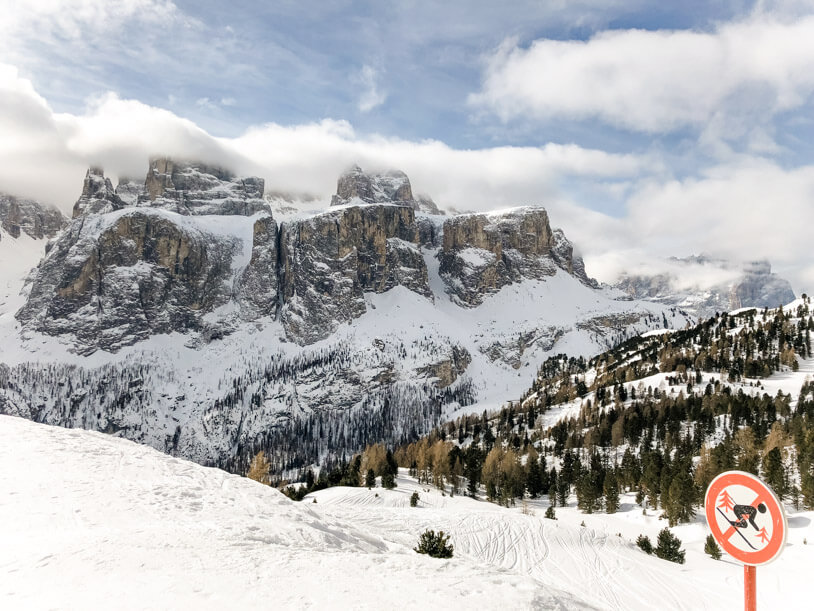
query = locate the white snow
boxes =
[0,229,46,319]
[0,416,542,610]
[2,414,812,610]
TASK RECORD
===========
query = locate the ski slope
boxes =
[311,481,812,610]
[2,415,813,610]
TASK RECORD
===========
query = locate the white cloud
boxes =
[195,97,218,111]
[1,60,812,296]
[220,97,237,107]
[470,15,814,134]
[0,0,183,45]
[356,65,387,113]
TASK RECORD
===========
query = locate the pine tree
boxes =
[365,468,376,488]
[704,534,722,560]
[664,462,696,526]
[526,451,544,498]
[762,447,787,499]
[414,530,453,558]
[655,528,686,564]
[604,469,620,514]
[636,534,653,554]
[381,470,396,489]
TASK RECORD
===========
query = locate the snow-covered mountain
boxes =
[0,192,67,319]
[613,255,795,319]
[2,414,811,610]
[0,160,692,474]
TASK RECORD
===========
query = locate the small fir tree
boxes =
[414,530,454,558]
[636,534,653,555]
[655,528,686,564]
[365,468,376,488]
[410,492,420,507]
[545,505,556,520]
[704,534,722,560]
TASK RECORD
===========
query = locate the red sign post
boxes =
[705,471,787,611]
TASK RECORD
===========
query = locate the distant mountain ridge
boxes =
[614,255,795,319]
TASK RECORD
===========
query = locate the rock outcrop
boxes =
[236,215,280,321]
[330,164,442,214]
[140,158,269,216]
[277,204,431,344]
[71,168,124,219]
[17,209,239,354]
[0,193,66,240]
[438,207,593,306]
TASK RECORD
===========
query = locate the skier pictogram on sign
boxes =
[705,471,787,566]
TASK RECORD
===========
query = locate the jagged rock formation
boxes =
[15,161,606,352]
[140,158,269,217]
[614,257,795,319]
[71,168,123,218]
[277,204,431,344]
[0,193,66,240]
[330,165,442,214]
[16,210,239,354]
[438,207,594,306]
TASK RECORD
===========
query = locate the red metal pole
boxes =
[744,565,756,611]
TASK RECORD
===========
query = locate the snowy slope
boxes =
[0,228,46,318]
[2,415,811,610]
[0,415,552,610]
[311,479,814,611]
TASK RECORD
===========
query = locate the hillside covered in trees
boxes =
[291,297,814,527]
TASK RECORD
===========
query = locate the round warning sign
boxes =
[705,471,787,566]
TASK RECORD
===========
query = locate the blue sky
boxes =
[1,0,813,292]
[7,1,773,147]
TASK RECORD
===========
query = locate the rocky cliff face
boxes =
[614,257,795,319]
[277,204,431,344]
[330,165,442,214]
[438,207,593,306]
[0,193,66,240]
[16,209,240,354]
[236,215,280,321]
[16,161,601,351]
[141,158,269,217]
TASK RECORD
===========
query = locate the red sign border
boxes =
[705,470,787,566]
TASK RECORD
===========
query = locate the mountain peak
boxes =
[330,164,440,214]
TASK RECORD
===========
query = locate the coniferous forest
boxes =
[282,298,814,526]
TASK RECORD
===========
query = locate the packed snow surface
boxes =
[2,415,812,610]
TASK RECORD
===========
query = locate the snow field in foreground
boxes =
[2,415,813,610]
